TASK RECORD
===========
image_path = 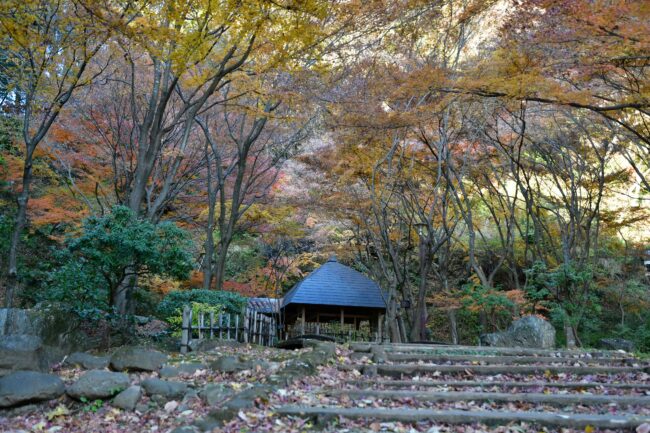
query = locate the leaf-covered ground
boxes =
[1,344,649,433]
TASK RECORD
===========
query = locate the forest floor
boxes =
[1,342,649,433]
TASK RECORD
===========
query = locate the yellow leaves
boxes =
[45,404,70,421]
[31,421,47,431]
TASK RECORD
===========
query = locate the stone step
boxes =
[344,379,650,390]
[321,389,650,407]
[353,343,632,359]
[383,353,641,366]
[275,405,650,429]
[354,364,645,377]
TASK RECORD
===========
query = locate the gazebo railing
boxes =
[286,322,380,343]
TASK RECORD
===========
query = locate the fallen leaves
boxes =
[45,405,70,421]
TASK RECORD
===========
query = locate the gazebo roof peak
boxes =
[280,257,386,309]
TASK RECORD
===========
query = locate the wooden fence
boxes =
[180,306,277,353]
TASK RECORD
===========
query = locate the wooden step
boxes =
[362,364,645,377]
[344,379,650,390]
[384,353,640,365]
[322,389,650,407]
[358,344,632,359]
[275,406,650,429]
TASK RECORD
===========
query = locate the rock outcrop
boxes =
[599,338,635,352]
[480,315,556,349]
[0,335,46,374]
[0,304,87,373]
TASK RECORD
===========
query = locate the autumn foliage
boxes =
[0,0,648,348]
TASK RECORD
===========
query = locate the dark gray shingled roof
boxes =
[280,256,386,309]
[247,297,279,314]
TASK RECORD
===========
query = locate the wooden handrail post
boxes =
[210,311,214,338]
[181,305,191,354]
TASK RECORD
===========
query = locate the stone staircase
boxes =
[276,343,650,430]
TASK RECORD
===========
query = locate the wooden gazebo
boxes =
[280,256,387,342]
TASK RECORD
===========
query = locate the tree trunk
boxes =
[398,314,408,343]
[385,297,401,343]
[479,310,488,334]
[410,237,430,342]
[5,145,35,308]
[202,141,216,290]
[202,218,215,290]
[213,246,228,291]
[112,277,131,316]
[564,318,577,349]
[448,309,459,344]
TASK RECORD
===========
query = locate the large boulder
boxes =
[209,355,246,373]
[0,371,65,407]
[0,335,46,374]
[160,363,207,379]
[0,304,87,369]
[110,346,168,372]
[65,352,110,370]
[599,338,635,352]
[480,315,556,349]
[112,385,142,411]
[67,370,130,400]
[141,378,188,400]
[199,384,236,405]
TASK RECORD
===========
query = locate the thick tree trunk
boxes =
[386,298,401,343]
[5,146,35,308]
[410,296,428,341]
[112,274,134,316]
[213,250,228,291]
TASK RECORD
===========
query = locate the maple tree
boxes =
[0,0,648,348]
[0,0,111,307]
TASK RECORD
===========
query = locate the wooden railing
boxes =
[286,321,382,343]
[180,306,277,353]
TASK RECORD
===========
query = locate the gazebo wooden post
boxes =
[301,306,306,335]
[340,308,344,325]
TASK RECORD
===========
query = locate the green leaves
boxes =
[68,205,194,288]
[38,205,193,315]
[157,289,247,320]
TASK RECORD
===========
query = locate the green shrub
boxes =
[26,206,194,317]
[40,257,108,318]
[157,289,246,321]
[62,206,193,312]
[166,301,224,336]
